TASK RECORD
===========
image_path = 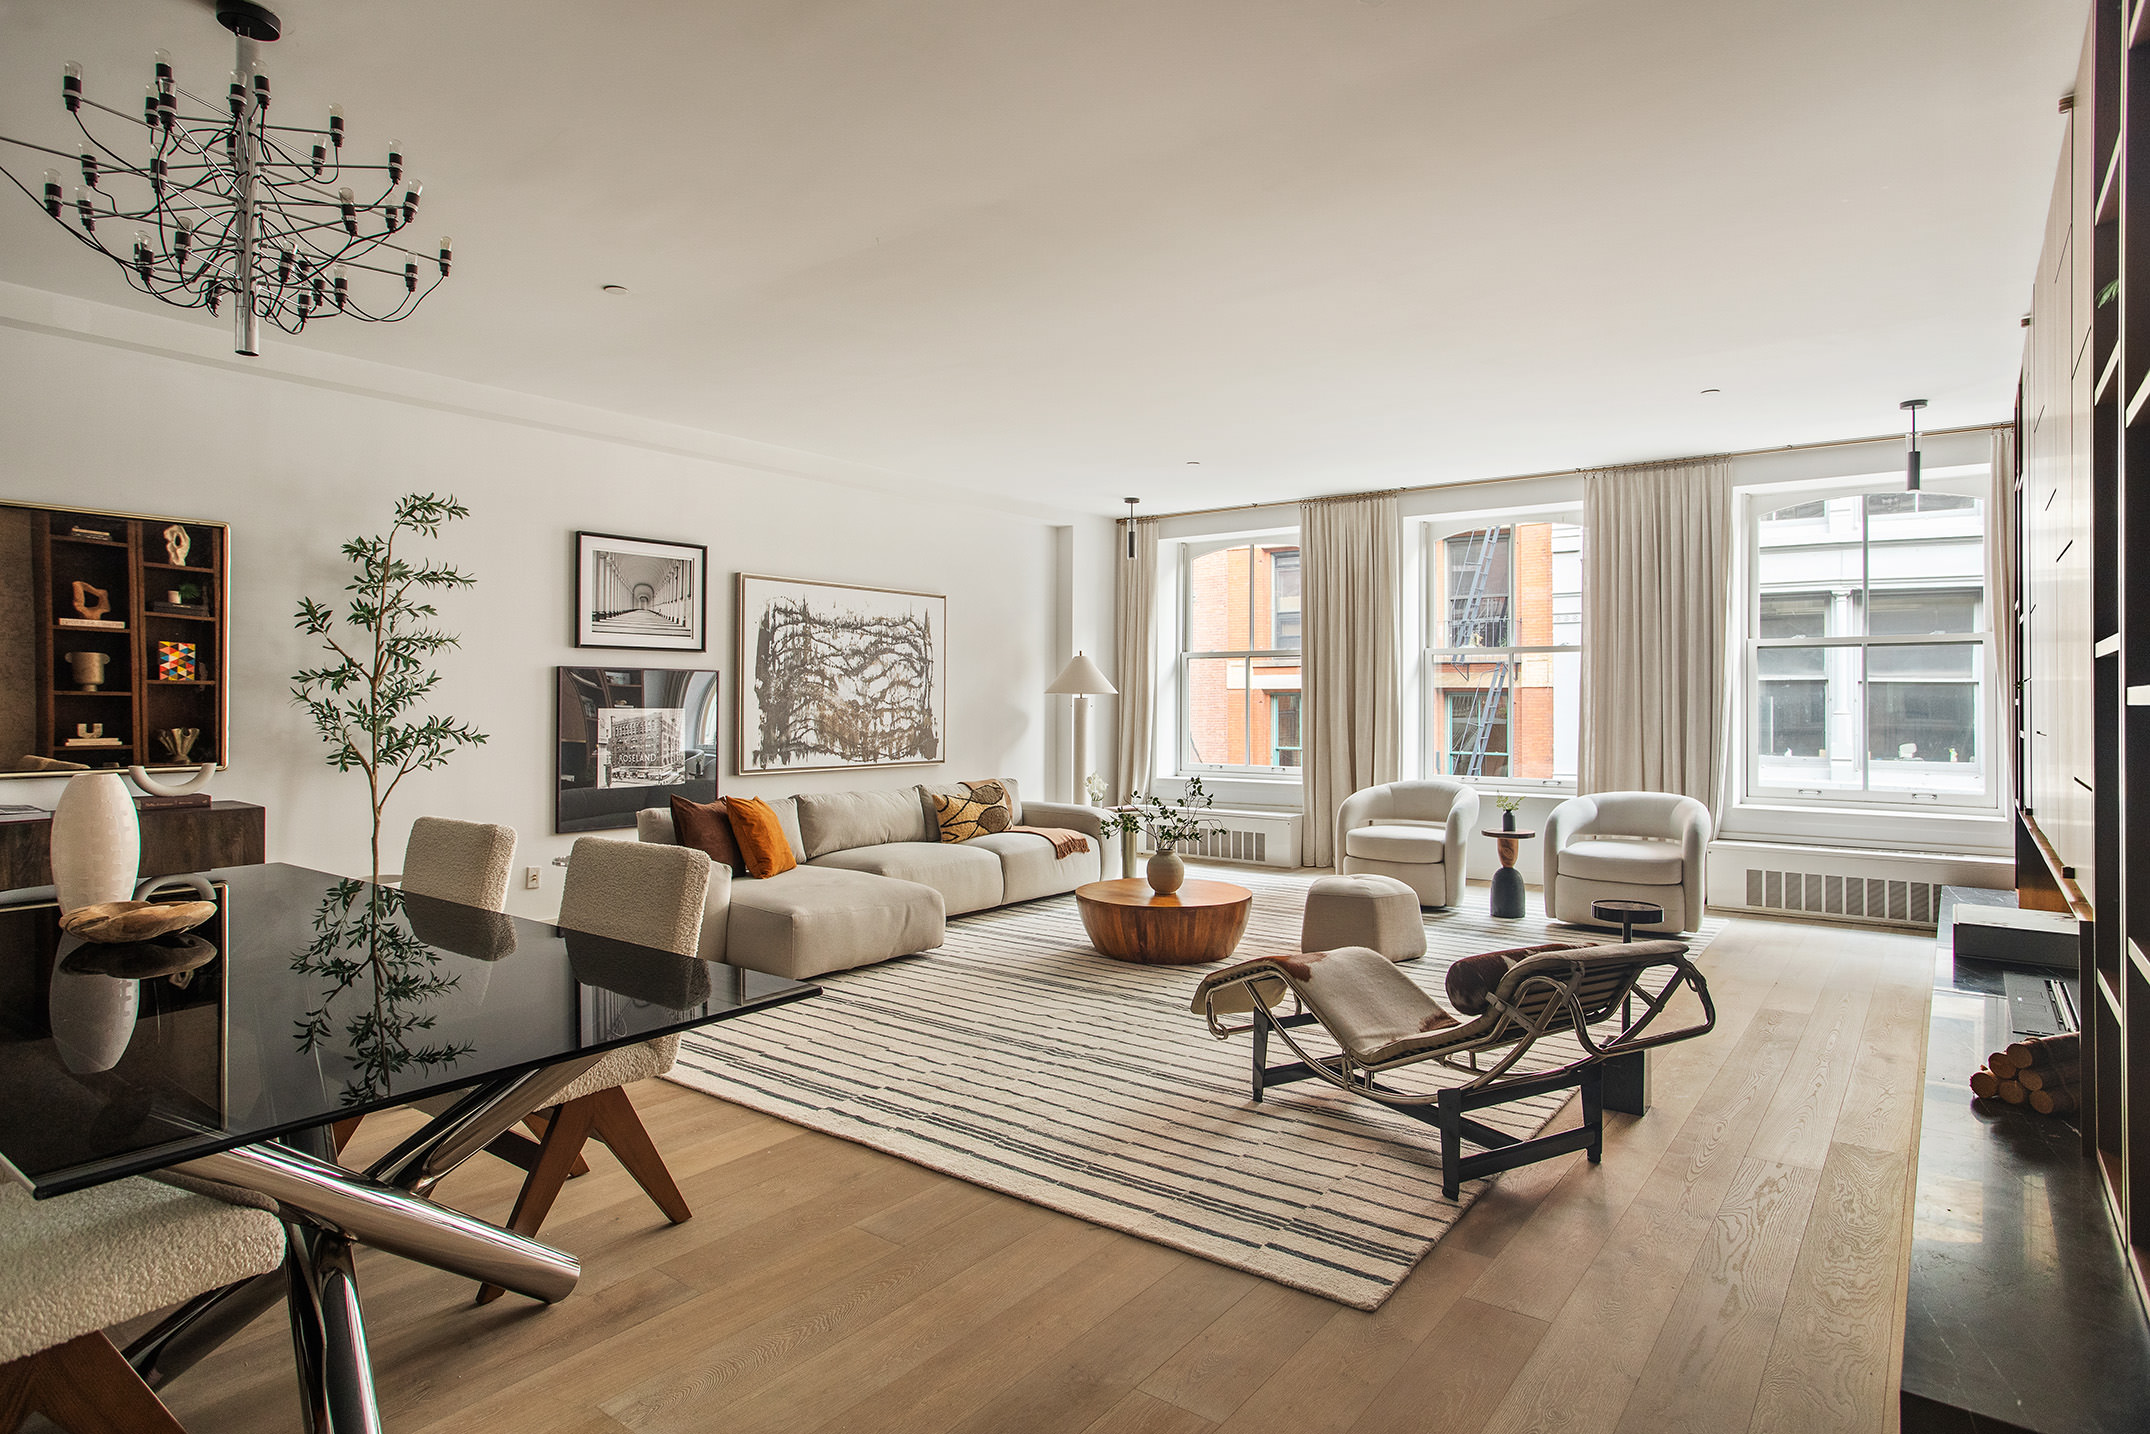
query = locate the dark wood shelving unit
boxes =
[28,509,227,773]
[2021,0,2150,1313]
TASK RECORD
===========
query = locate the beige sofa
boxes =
[637,778,1117,980]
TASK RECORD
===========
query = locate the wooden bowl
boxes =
[58,899,218,944]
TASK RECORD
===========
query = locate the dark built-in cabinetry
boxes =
[2019,0,2150,1308]
[0,504,229,776]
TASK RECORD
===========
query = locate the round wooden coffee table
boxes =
[1075,878,1253,965]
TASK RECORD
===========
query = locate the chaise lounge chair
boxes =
[1190,939,1715,1198]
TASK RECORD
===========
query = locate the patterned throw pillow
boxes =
[932,780,1014,843]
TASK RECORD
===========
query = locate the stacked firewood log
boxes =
[1969,1031,2080,1115]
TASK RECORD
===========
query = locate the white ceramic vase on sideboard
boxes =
[51,771,141,913]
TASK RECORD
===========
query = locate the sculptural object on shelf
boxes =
[163,523,191,566]
[157,727,202,763]
[63,651,110,690]
[70,581,110,622]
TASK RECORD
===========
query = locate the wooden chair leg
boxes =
[524,1111,592,1177]
[0,1332,187,1434]
[474,1096,598,1305]
[585,1086,692,1225]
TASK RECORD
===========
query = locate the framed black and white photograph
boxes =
[575,531,708,651]
[737,573,946,773]
[555,666,718,832]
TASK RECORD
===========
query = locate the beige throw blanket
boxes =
[1008,825,1091,859]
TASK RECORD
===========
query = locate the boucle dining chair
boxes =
[1334,778,1480,908]
[333,816,519,1155]
[0,1177,286,1434]
[1542,791,1711,934]
[473,836,711,1303]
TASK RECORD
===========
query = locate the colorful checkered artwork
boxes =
[156,640,197,682]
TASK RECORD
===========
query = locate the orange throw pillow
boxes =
[669,795,745,874]
[720,796,798,878]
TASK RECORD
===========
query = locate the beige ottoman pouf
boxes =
[1301,874,1427,963]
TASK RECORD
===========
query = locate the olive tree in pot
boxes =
[291,493,489,884]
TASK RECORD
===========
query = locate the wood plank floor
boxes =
[129,912,1933,1434]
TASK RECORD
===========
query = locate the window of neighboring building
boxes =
[1179,536,1303,775]
[1423,514,1583,786]
[1270,691,1302,767]
[1746,482,1990,807]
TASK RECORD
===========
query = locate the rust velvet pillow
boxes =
[720,796,798,879]
[669,795,745,875]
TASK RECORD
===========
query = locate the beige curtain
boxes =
[1987,425,2019,802]
[1301,492,1401,867]
[1113,516,1159,803]
[1579,457,1732,811]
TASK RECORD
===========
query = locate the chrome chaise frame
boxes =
[1194,942,1716,1199]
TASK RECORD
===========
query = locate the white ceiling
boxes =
[0,0,2086,514]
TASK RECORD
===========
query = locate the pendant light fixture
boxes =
[0,1,449,356]
[1901,399,1928,491]
[1124,497,1140,559]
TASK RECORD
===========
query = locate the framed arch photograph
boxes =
[574,531,708,651]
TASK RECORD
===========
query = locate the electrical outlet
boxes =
[523,867,541,890]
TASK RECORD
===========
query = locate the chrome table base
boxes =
[135,1054,604,1433]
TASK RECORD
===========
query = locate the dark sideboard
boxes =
[0,799,265,890]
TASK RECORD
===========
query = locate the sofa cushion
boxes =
[796,788,933,857]
[930,780,1014,842]
[971,830,1101,904]
[809,842,1005,915]
[670,795,744,874]
[1343,824,1449,864]
[920,776,1022,830]
[638,796,804,863]
[722,797,798,878]
[727,866,945,980]
[1557,837,1684,885]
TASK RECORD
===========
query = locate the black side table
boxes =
[1482,826,1537,919]
[1588,897,1665,1116]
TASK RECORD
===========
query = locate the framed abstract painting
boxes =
[736,574,946,773]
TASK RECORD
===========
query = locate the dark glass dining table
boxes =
[0,862,818,1434]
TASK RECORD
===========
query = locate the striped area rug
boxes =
[668,868,1725,1309]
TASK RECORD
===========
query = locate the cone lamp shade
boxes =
[1047,652,1117,801]
[1046,652,1117,696]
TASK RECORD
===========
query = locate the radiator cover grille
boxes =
[1742,867,1940,927]
[1175,809,1301,869]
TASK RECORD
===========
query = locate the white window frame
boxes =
[1741,473,1998,813]
[1419,510,1583,792]
[1177,534,1303,779]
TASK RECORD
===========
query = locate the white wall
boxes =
[0,286,1112,917]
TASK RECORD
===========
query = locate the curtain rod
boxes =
[1122,420,2006,526]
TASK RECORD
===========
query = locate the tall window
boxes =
[1180,536,1303,774]
[1424,515,1583,785]
[1747,485,1990,806]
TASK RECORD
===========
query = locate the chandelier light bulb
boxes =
[62,61,82,111]
[438,235,452,277]
[386,142,401,184]
[174,220,191,266]
[327,104,344,147]
[71,184,93,231]
[40,169,60,218]
[78,144,97,188]
[332,264,349,309]
[132,231,153,282]
[403,258,417,292]
[153,50,173,89]
[145,84,160,127]
[401,180,420,224]
[338,186,357,235]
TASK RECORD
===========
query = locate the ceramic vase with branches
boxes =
[292,493,488,884]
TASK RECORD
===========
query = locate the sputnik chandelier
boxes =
[0,1,448,357]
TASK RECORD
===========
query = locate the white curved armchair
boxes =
[1334,779,1480,909]
[1543,791,1711,934]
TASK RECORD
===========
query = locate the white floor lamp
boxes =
[1046,652,1117,804]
